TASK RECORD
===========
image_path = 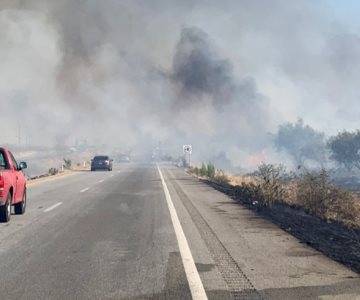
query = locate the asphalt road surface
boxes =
[0,163,359,300]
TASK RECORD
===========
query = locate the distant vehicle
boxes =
[91,155,113,171]
[119,154,131,163]
[0,147,27,222]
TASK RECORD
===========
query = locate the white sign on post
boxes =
[183,145,192,154]
[183,145,192,167]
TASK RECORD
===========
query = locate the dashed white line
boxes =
[80,187,90,193]
[98,179,105,183]
[44,202,63,213]
[157,164,208,300]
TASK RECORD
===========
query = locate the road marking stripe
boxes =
[157,165,208,300]
[44,202,63,213]
[98,179,105,183]
[80,187,89,193]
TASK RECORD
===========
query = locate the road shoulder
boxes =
[163,166,360,300]
[27,170,79,187]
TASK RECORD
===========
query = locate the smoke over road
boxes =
[1,0,359,170]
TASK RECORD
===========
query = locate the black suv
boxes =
[91,156,113,171]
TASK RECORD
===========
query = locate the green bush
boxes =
[200,163,208,177]
[207,162,215,178]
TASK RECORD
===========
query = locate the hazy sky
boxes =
[1,0,360,169]
[328,0,360,29]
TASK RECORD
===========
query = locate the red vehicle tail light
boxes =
[0,173,4,190]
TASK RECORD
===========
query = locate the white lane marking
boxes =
[110,174,114,177]
[98,179,105,183]
[157,165,208,300]
[80,187,90,193]
[44,202,63,213]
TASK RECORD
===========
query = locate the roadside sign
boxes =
[183,145,192,154]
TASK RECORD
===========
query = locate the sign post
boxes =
[183,145,193,167]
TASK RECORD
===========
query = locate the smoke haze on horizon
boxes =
[1,0,360,170]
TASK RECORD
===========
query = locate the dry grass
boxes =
[283,183,298,206]
[213,170,360,228]
[189,168,231,185]
[352,196,360,227]
[228,174,258,186]
[189,164,360,228]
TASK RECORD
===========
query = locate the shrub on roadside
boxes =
[200,163,208,177]
[253,163,287,207]
[214,170,230,185]
[189,160,359,228]
[234,183,263,205]
[207,162,216,178]
[296,169,357,225]
[48,168,59,176]
[63,158,72,169]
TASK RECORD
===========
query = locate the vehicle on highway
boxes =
[91,155,113,171]
[0,147,27,222]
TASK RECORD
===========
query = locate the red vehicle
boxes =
[0,147,27,222]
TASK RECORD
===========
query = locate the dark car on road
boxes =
[91,156,113,171]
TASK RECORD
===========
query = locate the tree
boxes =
[199,163,208,177]
[327,130,360,170]
[274,119,326,167]
[206,162,215,178]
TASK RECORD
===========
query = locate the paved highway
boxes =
[0,163,359,300]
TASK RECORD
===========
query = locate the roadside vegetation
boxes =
[189,162,360,229]
[48,167,59,176]
[192,162,230,185]
[63,158,72,169]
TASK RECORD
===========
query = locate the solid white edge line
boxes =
[157,164,208,300]
[80,187,89,193]
[44,202,63,213]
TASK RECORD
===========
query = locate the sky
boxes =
[1,0,360,170]
[328,0,360,30]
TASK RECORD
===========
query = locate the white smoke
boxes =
[1,0,359,170]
